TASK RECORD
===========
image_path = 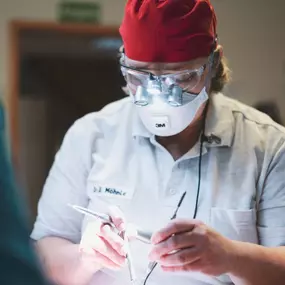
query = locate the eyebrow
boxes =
[127,60,206,70]
[123,59,182,70]
[126,64,163,71]
[126,64,201,74]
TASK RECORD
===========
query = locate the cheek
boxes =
[189,82,204,94]
[190,102,207,126]
[187,69,210,94]
[126,82,137,94]
[194,102,207,119]
[186,75,206,94]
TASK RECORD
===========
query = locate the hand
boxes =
[79,206,127,271]
[149,219,236,276]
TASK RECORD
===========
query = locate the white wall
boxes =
[212,0,285,118]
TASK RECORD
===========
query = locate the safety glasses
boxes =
[120,60,206,95]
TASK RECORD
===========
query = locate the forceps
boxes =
[69,204,152,283]
[69,205,152,243]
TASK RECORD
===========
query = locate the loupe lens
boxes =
[134,86,149,106]
[168,85,183,106]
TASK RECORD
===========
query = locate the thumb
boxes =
[107,205,126,232]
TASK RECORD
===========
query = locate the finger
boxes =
[100,224,127,256]
[92,235,126,266]
[82,221,125,253]
[97,237,126,266]
[80,248,122,270]
[81,231,126,266]
[158,248,200,266]
[108,205,126,231]
[152,219,203,244]
[93,249,124,270]
[161,259,202,272]
[161,265,191,272]
[149,232,197,260]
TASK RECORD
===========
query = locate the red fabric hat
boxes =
[120,0,217,63]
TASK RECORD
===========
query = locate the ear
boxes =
[118,45,125,60]
[211,46,223,77]
[119,45,125,53]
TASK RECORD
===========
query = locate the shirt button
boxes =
[169,188,177,195]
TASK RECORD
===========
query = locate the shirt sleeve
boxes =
[257,138,285,247]
[31,120,92,244]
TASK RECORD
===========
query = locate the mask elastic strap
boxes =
[204,53,214,90]
[203,36,218,91]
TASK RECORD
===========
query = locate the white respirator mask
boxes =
[121,57,210,136]
[134,86,208,136]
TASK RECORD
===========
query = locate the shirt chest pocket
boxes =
[210,207,259,244]
[86,180,134,215]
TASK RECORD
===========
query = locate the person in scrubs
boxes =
[31,1,285,285]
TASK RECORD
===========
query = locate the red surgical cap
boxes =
[119,0,217,63]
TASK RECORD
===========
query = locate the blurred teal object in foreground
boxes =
[57,1,101,23]
[0,102,48,284]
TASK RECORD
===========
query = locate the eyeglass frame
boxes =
[119,56,207,93]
